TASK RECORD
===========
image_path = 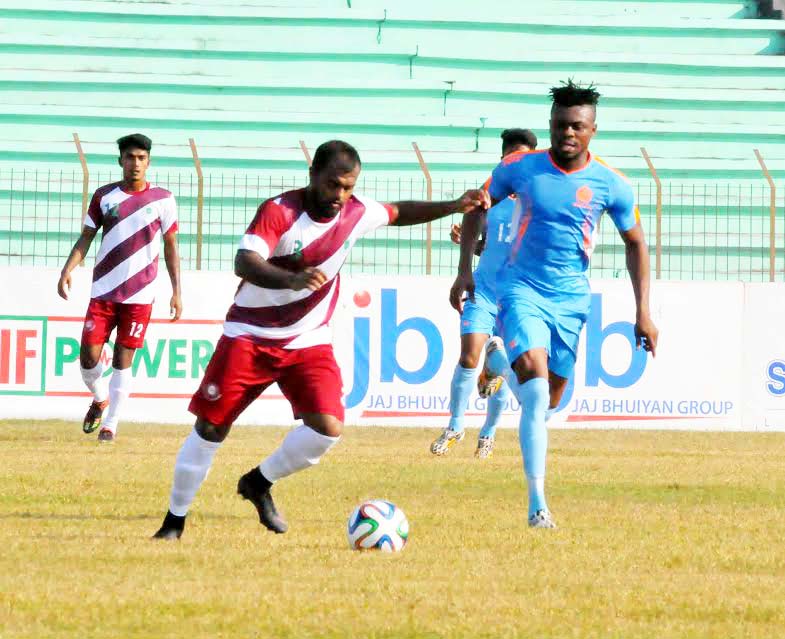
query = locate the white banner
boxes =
[0,266,780,431]
[335,277,744,430]
[743,284,785,430]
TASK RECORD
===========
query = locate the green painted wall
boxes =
[0,0,783,279]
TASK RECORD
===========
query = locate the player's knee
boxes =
[79,345,101,369]
[458,352,480,369]
[512,350,547,384]
[195,417,230,443]
[548,374,570,408]
[303,413,343,438]
[112,345,135,370]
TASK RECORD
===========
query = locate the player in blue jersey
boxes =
[453,81,659,527]
[431,128,537,459]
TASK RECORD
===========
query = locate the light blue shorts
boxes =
[459,285,498,337]
[498,281,589,379]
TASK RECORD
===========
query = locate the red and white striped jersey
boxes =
[225,188,395,349]
[84,182,178,305]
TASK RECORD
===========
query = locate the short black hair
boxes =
[311,140,361,174]
[117,133,152,155]
[501,128,537,153]
[549,79,601,109]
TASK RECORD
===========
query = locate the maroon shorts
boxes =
[82,299,153,349]
[189,335,345,427]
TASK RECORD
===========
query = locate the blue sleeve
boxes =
[607,175,638,233]
[487,160,515,202]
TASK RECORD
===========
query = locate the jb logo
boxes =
[345,289,442,409]
[343,289,648,411]
[555,294,648,411]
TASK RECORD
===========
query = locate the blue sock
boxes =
[448,364,479,432]
[545,407,556,423]
[511,377,550,517]
[479,380,510,439]
[485,346,510,377]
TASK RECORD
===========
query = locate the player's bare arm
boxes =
[235,249,327,292]
[163,231,182,321]
[57,226,97,300]
[621,224,658,357]
[449,210,486,313]
[388,188,490,227]
[450,222,487,257]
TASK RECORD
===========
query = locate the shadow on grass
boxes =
[0,511,247,522]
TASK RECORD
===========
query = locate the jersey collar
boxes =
[547,150,593,175]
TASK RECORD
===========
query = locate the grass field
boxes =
[2,420,785,638]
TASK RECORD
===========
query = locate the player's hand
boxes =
[635,314,658,357]
[454,189,491,215]
[57,271,71,300]
[170,294,182,322]
[290,267,328,292]
[449,271,475,314]
[449,223,462,245]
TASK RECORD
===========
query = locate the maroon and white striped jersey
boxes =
[84,182,178,305]
[225,188,395,349]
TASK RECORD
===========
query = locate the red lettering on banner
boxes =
[0,329,9,384]
[15,330,37,384]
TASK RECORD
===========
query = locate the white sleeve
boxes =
[160,195,178,234]
[238,233,271,260]
[354,194,396,235]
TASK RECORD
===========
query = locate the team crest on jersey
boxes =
[106,204,120,219]
[203,383,222,401]
[293,240,304,258]
[573,185,595,211]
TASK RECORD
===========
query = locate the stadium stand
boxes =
[0,0,783,278]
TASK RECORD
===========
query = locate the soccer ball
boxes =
[347,499,409,552]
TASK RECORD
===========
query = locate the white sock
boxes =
[80,362,108,403]
[259,425,340,483]
[169,428,221,517]
[101,367,133,434]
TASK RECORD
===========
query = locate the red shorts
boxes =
[189,335,345,427]
[82,299,153,349]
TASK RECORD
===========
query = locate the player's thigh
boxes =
[115,303,153,349]
[189,336,274,429]
[278,344,345,433]
[547,315,585,381]
[499,299,551,367]
[459,290,497,339]
[81,299,117,353]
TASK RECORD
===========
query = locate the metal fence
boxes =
[1,167,782,282]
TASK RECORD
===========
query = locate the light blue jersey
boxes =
[460,198,515,336]
[487,149,639,376]
[489,149,638,299]
[473,197,515,299]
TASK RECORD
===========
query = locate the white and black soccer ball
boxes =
[347,499,409,552]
